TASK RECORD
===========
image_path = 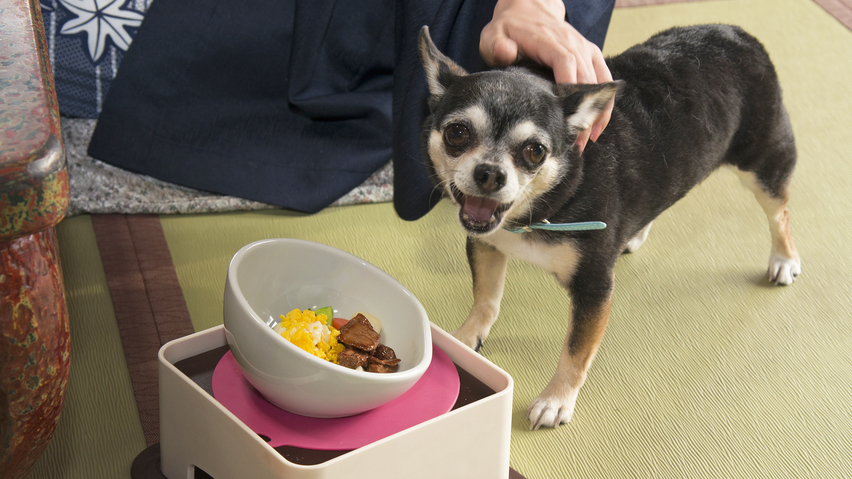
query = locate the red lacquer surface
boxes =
[1,229,71,478]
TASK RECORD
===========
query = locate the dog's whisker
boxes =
[429,168,464,205]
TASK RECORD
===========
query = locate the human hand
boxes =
[480,0,614,153]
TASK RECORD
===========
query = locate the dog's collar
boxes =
[504,219,607,234]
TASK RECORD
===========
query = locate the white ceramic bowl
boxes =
[223,238,432,418]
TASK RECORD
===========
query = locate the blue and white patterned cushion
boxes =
[40,0,149,118]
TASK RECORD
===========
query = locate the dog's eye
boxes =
[444,124,470,147]
[523,143,547,164]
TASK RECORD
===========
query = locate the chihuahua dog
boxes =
[418,24,801,429]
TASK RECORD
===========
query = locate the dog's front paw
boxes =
[768,254,801,285]
[526,389,579,430]
[451,328,484,352]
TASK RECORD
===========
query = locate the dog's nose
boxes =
[473,164,507,193]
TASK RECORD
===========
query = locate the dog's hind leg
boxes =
[734,169,801,285]
[624,221,653,253]
[452,238,508,351]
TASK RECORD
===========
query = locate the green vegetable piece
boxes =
[315,306,334,325]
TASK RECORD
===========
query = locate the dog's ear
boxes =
[557,80,624,132]
[419,26,468,101]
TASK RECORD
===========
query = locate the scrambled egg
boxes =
[276,308,346,363]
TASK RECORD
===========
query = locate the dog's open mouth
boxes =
[450,184,511,234]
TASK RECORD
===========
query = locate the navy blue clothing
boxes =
[88,0,615,220]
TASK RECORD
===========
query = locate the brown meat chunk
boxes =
[337,348,369,369]
[372,344,397,362]
[337,314,400,373]
[339,313,371,333]
[338,318,380,352]
[366,362,399,374]
[367,348,401,373]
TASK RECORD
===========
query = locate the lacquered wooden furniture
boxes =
[1,1,71,477]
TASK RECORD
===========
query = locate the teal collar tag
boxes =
[504,219,607,234]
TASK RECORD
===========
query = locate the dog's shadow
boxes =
[750,271,794,289]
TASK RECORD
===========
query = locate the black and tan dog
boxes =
[418,24,801,429]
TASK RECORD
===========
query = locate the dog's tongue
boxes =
[463,196,500,223]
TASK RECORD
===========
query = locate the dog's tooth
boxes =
[489,216,496,224]
[462,213,470,221]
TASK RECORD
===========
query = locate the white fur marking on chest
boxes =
[484,229,581,281]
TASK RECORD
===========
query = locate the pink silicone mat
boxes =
[212,344,460,450]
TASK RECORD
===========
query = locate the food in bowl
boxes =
[273,308,400,373]
[337,314,401,373]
